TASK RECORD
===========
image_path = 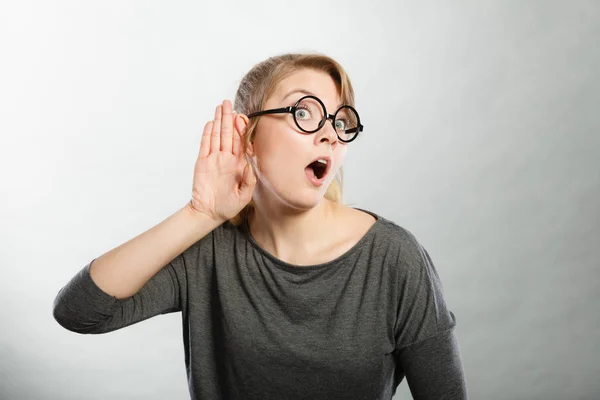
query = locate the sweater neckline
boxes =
[241,207,382,273]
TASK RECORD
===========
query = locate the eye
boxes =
[334,118,347,131]
[294,106,312,120]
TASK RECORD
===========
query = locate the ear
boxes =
[234,113,254,156]
[246,140,256,158]
[234,113,249,136]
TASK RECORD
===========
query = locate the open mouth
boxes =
[305,158,330,183]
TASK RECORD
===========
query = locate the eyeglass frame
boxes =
[246,95,364,143]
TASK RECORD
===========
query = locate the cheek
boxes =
[334,147,348,168]
[254,141,297,177]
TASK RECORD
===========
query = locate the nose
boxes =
[315,116,338,146]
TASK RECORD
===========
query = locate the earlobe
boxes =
[244,150,259,178]
[246,142,255,157]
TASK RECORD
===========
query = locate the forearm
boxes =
[90,202,223,299]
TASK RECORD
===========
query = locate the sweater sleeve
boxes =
[394,232,468,399]
[397,327,468,399]
[52,252,189,334]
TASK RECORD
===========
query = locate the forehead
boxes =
[274,69,341,107]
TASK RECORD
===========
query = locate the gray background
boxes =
[1,1,599,399]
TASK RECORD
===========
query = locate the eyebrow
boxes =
[282,89,343,109]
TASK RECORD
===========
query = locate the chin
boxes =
[261,180,329,212]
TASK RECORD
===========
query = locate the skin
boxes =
[231,68,372,266]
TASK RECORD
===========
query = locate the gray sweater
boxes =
[53,208,468,399]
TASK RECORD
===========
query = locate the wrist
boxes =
[184,200,226,227]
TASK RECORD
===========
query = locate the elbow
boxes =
[52,292,85,334]
[52,290,106,334]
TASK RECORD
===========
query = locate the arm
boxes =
[397,317,468,399]
[394,232,469,399]
[52,203,224,334]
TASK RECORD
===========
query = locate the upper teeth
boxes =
[317,159,327,165]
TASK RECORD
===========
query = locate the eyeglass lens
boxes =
[294,97,359,142]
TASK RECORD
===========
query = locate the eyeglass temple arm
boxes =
[247,106,293,118]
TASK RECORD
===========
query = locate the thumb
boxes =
[239,162,257,194]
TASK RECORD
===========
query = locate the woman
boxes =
[53,53,468,399]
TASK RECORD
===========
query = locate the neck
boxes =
[247,197,342,265]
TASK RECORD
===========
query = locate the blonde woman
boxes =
[54,53,468,399]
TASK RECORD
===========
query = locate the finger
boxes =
[210,105,222,154]
[220,100,233,153]
[199,120,213,158]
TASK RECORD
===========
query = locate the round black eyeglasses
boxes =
[247,95,364,143]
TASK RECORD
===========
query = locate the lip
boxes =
[307,155,332,173]
[305,155,332,186]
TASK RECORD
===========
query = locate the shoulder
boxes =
[210,219,245,243]
[359,208,425,254]
[356,208,437,276]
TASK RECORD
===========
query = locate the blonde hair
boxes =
[229,52,356,226]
